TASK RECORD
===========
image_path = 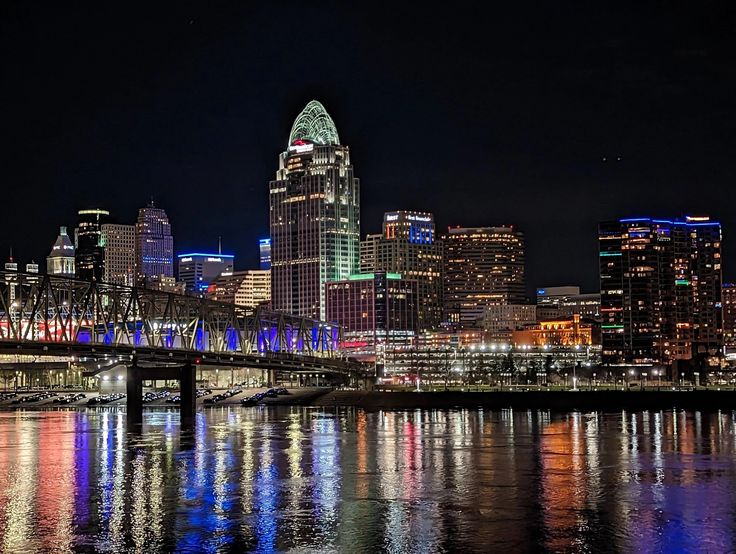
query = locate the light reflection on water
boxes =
[0,408,733,552]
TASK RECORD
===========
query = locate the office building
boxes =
[360,211,443,330]
[599,216,723,368]
[208,269,271,309]
[482,303,537,341]
[135,201,174,288]
[101,224,135,286]
[443,225,526,328]
[75,208,109,281]
[46,226,75,277]
[326,272,418,368]
[178,253,234,296]
[259,239,272,270]
[270,100,360,320]
[723,284,736,350]
[536,286,600,320]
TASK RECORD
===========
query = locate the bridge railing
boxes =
[0,272,341,357]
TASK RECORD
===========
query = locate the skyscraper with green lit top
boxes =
[269,100,360,320]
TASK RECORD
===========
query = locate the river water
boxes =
[0,407,733,553]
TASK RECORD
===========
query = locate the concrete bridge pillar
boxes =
[180,363,196,425]
[126,360,143,427]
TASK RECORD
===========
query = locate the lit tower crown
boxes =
[288,100,340,147]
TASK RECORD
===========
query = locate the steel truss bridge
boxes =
[0,271,355,374]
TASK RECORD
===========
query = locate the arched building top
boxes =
[288,100,340,147]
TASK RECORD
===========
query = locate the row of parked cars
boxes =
[240,388,290,406]
[12,392,58,404]
[87,393,126,405]
[53,393,87,404]
[203,388,243,404]
[0,392,18,401]
[144,390,171,403]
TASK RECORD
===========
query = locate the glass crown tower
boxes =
[269,100,360,320]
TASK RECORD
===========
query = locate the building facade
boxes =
[178,253,234,296]
[599,216,723,368]
[482,303,537,341]
[326,272,418,369]
[360,211,443,331]
[269,100,360,320]
[259,238,272,270]
[207,269,271,309]
[443,226,526,328]
[512,314,593,347]
[101,224,135,286]
[723,283,736,350]
[135,202,174,288]
[46,226,75,277]
[75,208,109,281]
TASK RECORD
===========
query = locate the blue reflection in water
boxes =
[254,425,278,553]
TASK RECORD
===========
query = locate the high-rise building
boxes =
[723,284,736,350]
[360,211,443,330]
[259,238,272,270]
[178,253,234,296]
[208,269,271,309]
[536,286,600,320]
[101,224,136,286]
[599,216,723,368]
[269,100,360,320]
[482,303,537,341]
[75,208,109,281]
[443,226,526,328]
[135,201,174,288]
[326,272,418,369]
[46,226,75,277]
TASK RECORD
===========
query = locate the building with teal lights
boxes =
[269,100,360,320]
[599,216,723,376]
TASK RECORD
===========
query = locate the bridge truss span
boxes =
[0,271,341,361]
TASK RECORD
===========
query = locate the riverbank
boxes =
[311,390,736,411]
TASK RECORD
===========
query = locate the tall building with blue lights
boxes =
[361,211,443,330]
[599,216,723,372]
[259,238,271,270]
[135,201,174,288]
[270,100,360,320]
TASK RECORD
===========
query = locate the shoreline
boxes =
[308,390,736,411]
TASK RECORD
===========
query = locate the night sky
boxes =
[3,3,736,295]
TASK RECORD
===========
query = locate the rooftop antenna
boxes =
[149,195,155,208]
[8,247,13,262]
[218,236,222,255]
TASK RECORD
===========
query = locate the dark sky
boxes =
[3,2,736,295]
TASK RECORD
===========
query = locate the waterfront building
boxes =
[101,224,135,286]
[207,269,271,309]
[723,283,736,350]
[512,314,593,347]
[360,211,443,330]
[326,272,418,370]
[259,238,272,270]
[443,225,526,328]
[178,253,234,296]
[269,100,360,320]
[482,303,537,341]
[46,226,75,277]
[75,208,109,281]
[135,201,174,288]
[599,216,723,368]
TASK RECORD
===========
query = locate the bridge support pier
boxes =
[126,361,143,427]
[126,360,197,429]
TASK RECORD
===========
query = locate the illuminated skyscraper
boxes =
[599,216,723,369]
[101,224,135,286]
[75,208,109,281]
[135,201,174,288]
[259,238,272,270]
[443,226,526,328]
[269,100,360,319]
[177,253,234,296]
[360,211,443,330]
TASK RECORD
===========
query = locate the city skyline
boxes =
[3,4,736,295]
